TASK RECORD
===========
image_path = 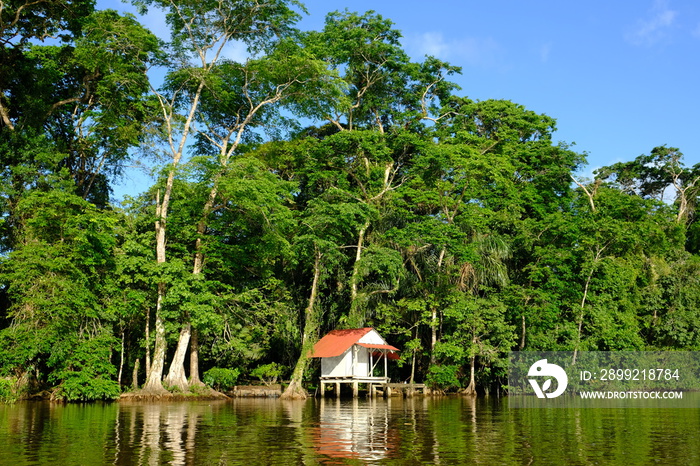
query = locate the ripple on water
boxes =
[1,395,699,465]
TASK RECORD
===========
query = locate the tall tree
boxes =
[279,9,459,396]
[0,10,160,250]
[596,146,700,224]
[134,0,305,394]
[161,38,338,392]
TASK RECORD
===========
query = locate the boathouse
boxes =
[311,327,399,397]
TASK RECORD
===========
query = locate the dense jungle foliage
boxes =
[1,0,699,401]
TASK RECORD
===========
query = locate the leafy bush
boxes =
[54,371,120,401]
[50,332,120,401]
[203,367,240,391]
[250,363,282,386]
[0,377,18,403]
[425,365,461,392]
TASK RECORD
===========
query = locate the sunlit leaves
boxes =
[303,10,460,131]
[0,191,120,397]
[134,0,303,57]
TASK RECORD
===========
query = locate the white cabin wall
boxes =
[355,345,369,377]
[321,350,352,377]
[320,347,374,378]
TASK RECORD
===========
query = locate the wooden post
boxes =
[352,345,358,377]
[370,384,376,398]
[335,382,340,398]
[352,381,359,398]
[384,351,388,379]
[320,381,326,397]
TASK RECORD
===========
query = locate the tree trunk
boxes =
[570,175,598,212]
[573,265,595,365]
[132,358,140,391]
[142,187,173,394]
[145,307,150,380]
[163,323,191,392]
[143,284,169,394]
[410,346,416,385]
[573,243,608,365]
[430,307,437,365]
[519,294,531,350]
[347,219,370,328]
[282,248,323,400]
[283,351,312,401]
[669,169,700,224]
[463,355,477,396]
[430,248,446,364]
[118,331,125,388]
[462,332,478,396]
[189,329,204,387]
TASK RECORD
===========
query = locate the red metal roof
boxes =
[311,328,400,358]
[359,343,401,360]
[373,351,400,360]
[357,343,400,351]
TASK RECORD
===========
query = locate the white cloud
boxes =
[415,32,450,57]
[406,32,502,68]
[625,0,678,46]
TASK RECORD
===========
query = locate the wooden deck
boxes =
[319,377,428,398]
[383,382,428,397]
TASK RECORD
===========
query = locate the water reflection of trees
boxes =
[114,402,221,465]
[3,397,700,464]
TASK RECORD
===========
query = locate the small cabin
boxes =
[311,328,399,397]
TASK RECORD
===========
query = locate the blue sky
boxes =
[104,0,700,199]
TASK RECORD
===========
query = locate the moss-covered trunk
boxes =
[282,248,323,400]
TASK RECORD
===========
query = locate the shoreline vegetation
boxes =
[3,377,464,402]
[8,387,455,403]
[2,1,700,403]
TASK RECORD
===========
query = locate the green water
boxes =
[1,396,699,465]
